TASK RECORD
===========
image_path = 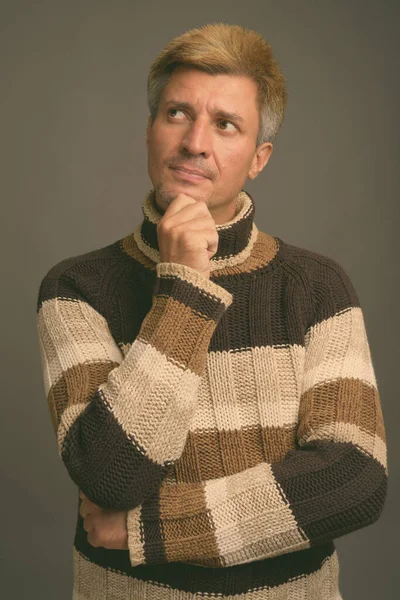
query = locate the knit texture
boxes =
[36,189,387,599]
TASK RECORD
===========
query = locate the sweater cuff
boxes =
[156,262,233,310]
[126,506,146,567]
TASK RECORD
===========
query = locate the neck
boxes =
[126,188,260,273]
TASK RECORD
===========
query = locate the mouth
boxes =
[170,166,209,182]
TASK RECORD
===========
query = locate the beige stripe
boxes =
[300,422,387,471]
[126,505,145,567]
[58,403,87,453]
[205,462,309,565]
[37,298,123,393]
[100,339,201,465]
[120,342,305,436]
[303,307,377,391]
[48,333,202,466]
[193,345,305,431]
[72,547,342,599]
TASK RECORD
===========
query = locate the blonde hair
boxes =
[147,23,288,145]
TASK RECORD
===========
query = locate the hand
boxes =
[79,491,128,550]
[157,193,219,279]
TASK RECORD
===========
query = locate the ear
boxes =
[247,142,273,180]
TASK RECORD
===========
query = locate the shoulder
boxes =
[275,236,361,325]
[36,239,125,312]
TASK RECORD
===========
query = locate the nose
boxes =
[180,118,212,158]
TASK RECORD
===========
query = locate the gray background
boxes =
[1,1,398,598]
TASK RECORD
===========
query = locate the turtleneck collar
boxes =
[128,189,259,273]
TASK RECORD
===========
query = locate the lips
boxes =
[172,166,209,179]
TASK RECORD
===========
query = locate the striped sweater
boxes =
[36,189,388,600]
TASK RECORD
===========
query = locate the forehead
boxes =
[161,66,259,113]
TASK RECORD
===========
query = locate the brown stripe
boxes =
[47,361,120,432]
[299,378,385,443]
[157,481,221,564]
[210,230,279,277]
[121,227,279,277]
[120,234,157,271]
[173,425,297,483]
[139,296,218,375]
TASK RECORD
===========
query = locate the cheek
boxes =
[217,146,251,176]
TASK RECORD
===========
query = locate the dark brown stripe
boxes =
[74,513,336,592]
[272,440,388,543]
[280,243,361,327]
[37,242,123,310]
[155,271,229,315]
[62,391,169,511]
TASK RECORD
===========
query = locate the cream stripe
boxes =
[300,421,387,471]
[194,345,305,430]
[210,222,258,271]
[126,505,145,567]
[303,307,377,391]
[37,298,123,391]
[100,339,201,465]
[72,547,342,599]
[135,223,259,276]
[58,403,87,453]
[205,462,308,565]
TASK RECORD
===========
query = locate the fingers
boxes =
[162,193,197,218]
[159,195,211,228]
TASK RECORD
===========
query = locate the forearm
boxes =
[125,300,388,567]
[126,434,387,567]
[37,261,232,510]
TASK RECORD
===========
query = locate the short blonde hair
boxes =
[147,23,288,145]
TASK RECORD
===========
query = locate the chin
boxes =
[157,181,208,206]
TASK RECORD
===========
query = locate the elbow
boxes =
[341,462,388,538]
[362,469,388,528]
[64,459,168,512]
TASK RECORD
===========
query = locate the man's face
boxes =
[146,66,273,223]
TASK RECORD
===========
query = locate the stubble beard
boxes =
[155,178,215,209]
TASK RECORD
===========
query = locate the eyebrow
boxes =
[165,100,246,126]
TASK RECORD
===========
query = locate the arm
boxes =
[125,262,388,567]
[36,260,232,510]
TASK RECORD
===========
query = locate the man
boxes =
[36,22,387,600]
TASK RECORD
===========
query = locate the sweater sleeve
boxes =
[36,260,233,511]
[125,260,388,568]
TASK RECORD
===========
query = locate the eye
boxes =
[168,108,186,119]
[218,120,237,132]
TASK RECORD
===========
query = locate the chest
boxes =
[114,267,309,483]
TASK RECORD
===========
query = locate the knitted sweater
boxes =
[36,189,387,600]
